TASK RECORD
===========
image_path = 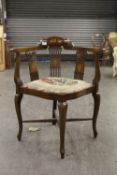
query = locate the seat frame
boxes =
[13,36,101,158]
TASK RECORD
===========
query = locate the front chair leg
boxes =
[92,93,100,138]
[58,102,68,159]
[15,94,23,141]
[52,100,57,125]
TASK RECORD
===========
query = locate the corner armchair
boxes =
[13,36,101,158]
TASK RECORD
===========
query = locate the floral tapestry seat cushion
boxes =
[23,77,93,94]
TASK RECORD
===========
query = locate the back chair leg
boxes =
[15,93,23,141]
[58,102,68,159]
[52,100,57,125]
[92,93,100,138]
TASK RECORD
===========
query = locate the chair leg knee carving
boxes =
[92,93,100,138]
[15,94,23,141]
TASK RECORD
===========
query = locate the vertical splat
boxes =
[26,52,39,81]
[74,49,85,80]
[46,36,64,77]
[49,46,62,77]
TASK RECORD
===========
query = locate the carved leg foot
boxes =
[92,93,100,138]
[52,100,57,125]
[15,94,23,141]
[58,102,68,159]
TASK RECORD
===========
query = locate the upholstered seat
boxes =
[23,77,93,94]
[21,77,94,101]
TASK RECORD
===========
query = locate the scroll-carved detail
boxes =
[74,49,85,80]
[47,36,64,47]
[25,52,39,81]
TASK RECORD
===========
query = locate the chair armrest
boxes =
[78,47,101,92]
[74,47,101,86]
[11,44,47,53]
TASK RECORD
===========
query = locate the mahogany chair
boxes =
[13,36,101,158]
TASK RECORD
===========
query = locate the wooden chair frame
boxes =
[13,36,101,158]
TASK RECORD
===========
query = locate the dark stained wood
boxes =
[92,93,100,138]
[23,119,57,123]
[50,55,61,77]
[52,100,57,125]
[15,94,23,141]
[11,44,47,53]
[14,52,23,93]
[46,36,65,46]
[22,118,92,123]
[92,53,101,92]
[67,118,92,121]
[47,37,63,77]
[74,49,85,80]
[20,85,95,101]
[25,52,39,81]
[58,102,68,159]
[13,36,101,158]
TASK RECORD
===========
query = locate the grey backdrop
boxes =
[6,0,117,47]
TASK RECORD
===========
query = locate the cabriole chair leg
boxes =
[92,93,100,138]
[58,102,68,159]
[15,94,23,141]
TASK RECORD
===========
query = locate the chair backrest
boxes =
[12,36,101,94]
[47,36,64,77]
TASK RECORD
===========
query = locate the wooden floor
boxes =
[0,62,117,175]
